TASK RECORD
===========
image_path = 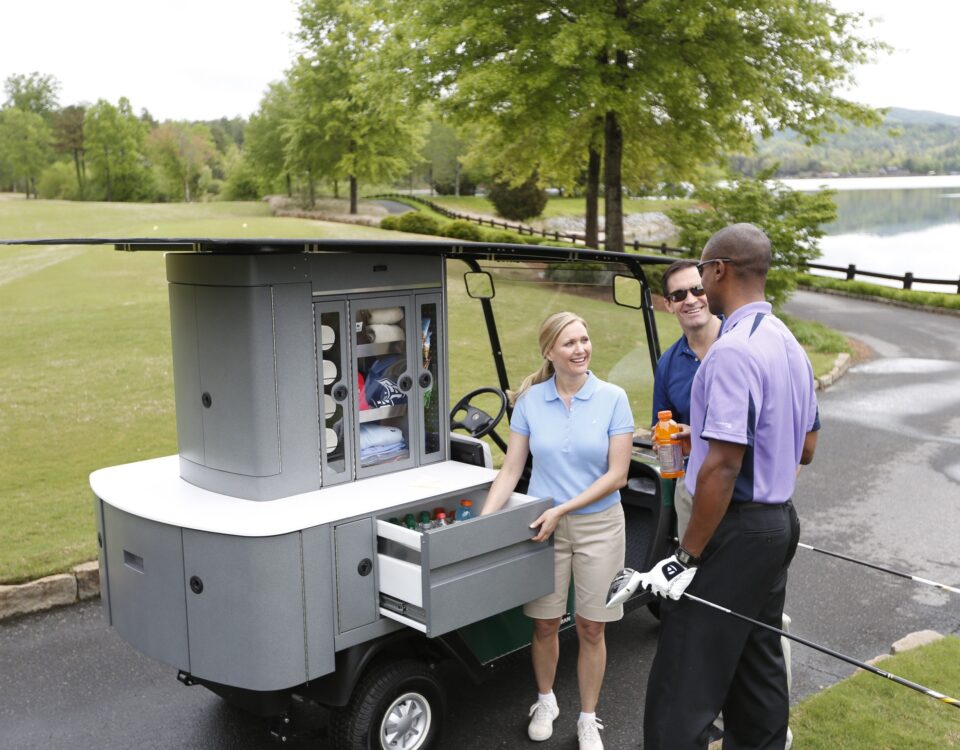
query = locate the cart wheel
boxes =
[331,659,445,750]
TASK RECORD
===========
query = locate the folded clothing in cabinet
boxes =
[359,424,407,463]
[365,355,407,408]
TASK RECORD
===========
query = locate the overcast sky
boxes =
[1,1,958,122]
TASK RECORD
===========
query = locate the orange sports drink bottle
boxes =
[654,410,685,479]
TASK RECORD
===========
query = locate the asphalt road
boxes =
[2,290,958,749]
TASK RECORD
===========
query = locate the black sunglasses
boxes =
[665,285,706,303]
[696,257,735,275]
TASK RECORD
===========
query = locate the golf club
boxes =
[683,592,960,710]
[797,542,960,595]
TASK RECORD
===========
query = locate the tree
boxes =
[53,105,86,197]
[147,122,217,202]
[4,72,60,119]
[84,98,152,201]
[667,169,838,308]
[291,0,425,213]
[246,81,296,196]
[0,107,52,197]
[398,0,884,251]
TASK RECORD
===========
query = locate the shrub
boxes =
[444,220,484,242]
[488,175,548,221]
[37,162,81,200]
[484,229,523,245]
[433,177,477,196]
[379,215,400,230]
[394,211,443,235]
[544,261,613,285]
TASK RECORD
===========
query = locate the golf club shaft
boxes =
[682,592,960,710]
[797,542,960,595]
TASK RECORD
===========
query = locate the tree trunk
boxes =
[455,161,461,197]
[183,178,191,203]
[73,149,85,198]
[333,178,339,199]
[585,145,601,249]
[349,175,358,214]
[603,111,624,252]
[286,172,292,197]
[308,169,316,208]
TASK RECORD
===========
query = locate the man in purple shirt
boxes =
[616,223,819,749]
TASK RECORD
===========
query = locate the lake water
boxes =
[780,175,960,293]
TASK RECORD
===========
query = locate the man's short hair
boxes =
[661,259,699,297]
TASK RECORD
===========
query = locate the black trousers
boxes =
[644,501,800,750]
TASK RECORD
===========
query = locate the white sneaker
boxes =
[577,716,604,750]
[527,699,559,741]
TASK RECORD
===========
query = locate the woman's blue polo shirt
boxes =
[510,372,634,515]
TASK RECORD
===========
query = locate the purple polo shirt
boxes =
[685,301,819,503]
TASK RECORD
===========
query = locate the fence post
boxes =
[660,243,668,255]
[903,272,913,290]
[555,232,560,241]
[846,264,856,280]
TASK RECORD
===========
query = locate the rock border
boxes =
[0,561,99,621]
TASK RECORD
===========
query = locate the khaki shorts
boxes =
[523,502,626,623]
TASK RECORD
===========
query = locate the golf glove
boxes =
[638,554,697,600]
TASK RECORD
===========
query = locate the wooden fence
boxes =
[369,193,687,255]
[370,194,959,293]
[803,262,960,294]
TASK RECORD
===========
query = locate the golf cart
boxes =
[19,237,677,749]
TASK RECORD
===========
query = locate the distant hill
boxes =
[732,108,960,177]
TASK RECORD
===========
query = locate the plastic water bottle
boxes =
[654,410,685,479]
[403,513,417,530]
[456,499,475,521]
[417,511,433,532]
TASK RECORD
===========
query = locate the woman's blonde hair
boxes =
[510,311,587,404]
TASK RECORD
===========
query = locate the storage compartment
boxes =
[375,489,555,636]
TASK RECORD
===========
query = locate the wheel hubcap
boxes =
[380,691,431,749]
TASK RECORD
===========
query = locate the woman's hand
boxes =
[530,506,563,542]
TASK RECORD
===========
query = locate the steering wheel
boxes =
[450,387,508,438]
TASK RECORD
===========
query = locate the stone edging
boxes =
[0,562,100,621]
[815,352,851,392]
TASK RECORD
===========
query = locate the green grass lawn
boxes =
[791,636,960,748]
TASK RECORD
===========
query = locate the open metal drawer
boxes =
[376,491,554,637]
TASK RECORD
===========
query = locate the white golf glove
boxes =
[638,554,697,600]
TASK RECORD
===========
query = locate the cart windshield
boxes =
[447,257,677,458]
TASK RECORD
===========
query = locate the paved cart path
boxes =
[1,290,958,748]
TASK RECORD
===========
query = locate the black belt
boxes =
[725,499,793,514]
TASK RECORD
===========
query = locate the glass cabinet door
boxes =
[315,301,353,485]
[416,293,445,464]
[353,297,416,476]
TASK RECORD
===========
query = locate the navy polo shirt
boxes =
[651,335,701,426]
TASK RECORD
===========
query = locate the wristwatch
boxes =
[675,545,701,567]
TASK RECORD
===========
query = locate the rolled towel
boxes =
[321,359,338,385]
[324,427,339,454]
[319,324,335,351]
[368,307,404,325]
[366,324,404,343]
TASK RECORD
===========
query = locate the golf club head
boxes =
[606,567,642,608]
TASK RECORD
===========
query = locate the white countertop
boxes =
[90,456,498,536]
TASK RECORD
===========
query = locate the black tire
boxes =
[331,659,445,750]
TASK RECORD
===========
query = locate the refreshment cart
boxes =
[12,237,676,749]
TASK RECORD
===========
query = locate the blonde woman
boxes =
[481,312,634,750]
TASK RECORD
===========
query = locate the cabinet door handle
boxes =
[418,372,433,389]
[332,383,348,401]
[397,374,413,392]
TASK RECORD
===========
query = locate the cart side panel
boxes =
[93,496,111,624]
[101,503,189,672]
[182,530,307,691]
[302,524,337,679]
[333,518,379,633]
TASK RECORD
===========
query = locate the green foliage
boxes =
[799,274,960,311]
[0,107,52,196]
[37,160,81,199]
[3,72,60,117]
[84,97,153,202]
[147,121,218,202]
[488,175,548,221]
[220,145,261,201]
[778,313,851,354]
[444,219,484,241]
[483,229,523,245]
[543,261,612,285]
[667,170,838,308]
[394,211,443,235]
[379,214,399,230]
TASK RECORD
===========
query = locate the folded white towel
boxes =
[366,324,404,343]
[368,307,404,324]
[360,424,404,450]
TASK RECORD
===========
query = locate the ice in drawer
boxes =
[376,489,555,637]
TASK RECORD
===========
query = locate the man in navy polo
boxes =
[631,223,819,749]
